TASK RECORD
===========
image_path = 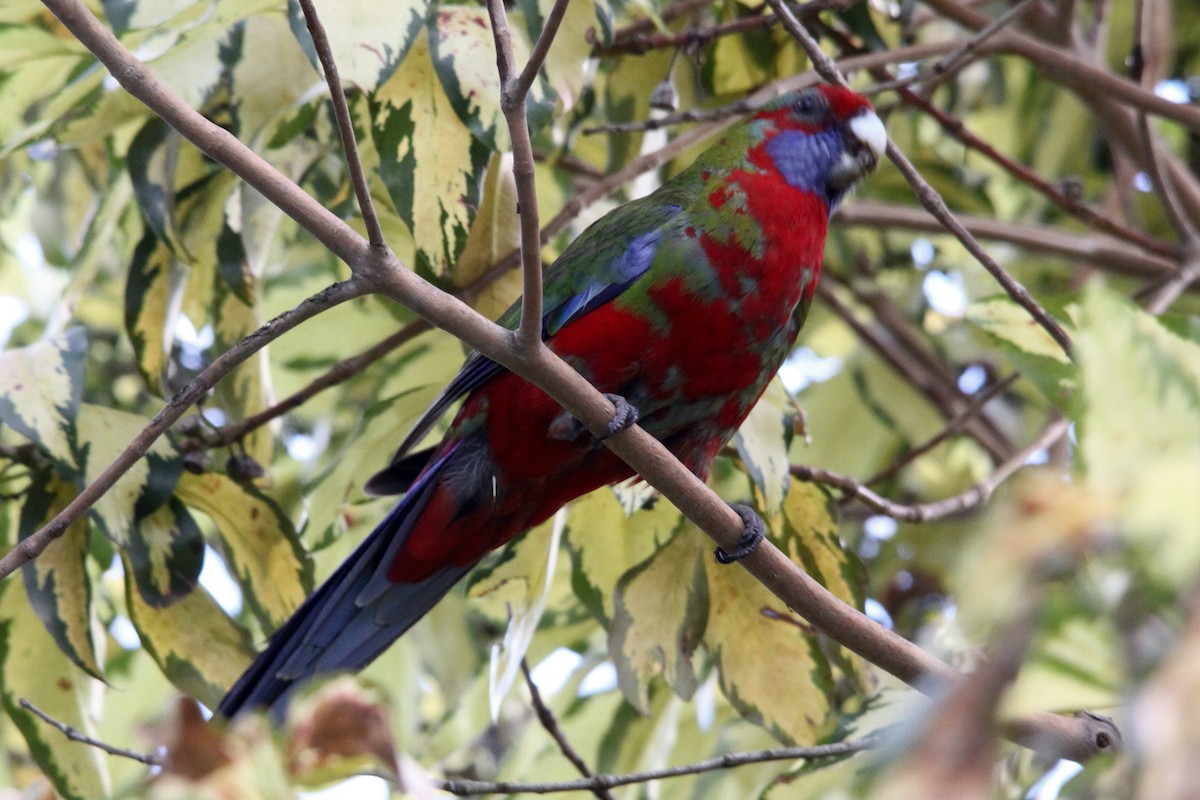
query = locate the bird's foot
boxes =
[550,393,640,443]
[714,504,765,564]
[597,393,639,441]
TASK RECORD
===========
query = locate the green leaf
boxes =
[287,0,427,91]
[734,378,794,515]
[175,471,310,631]
[608,524,706,713]
[126,497,205,607]
[0,328,86,467]
[966,295,1075,407]
[123,558,256,710]
[1076,282,1200,585]
[222,13,316,139]
[370,28,490,274]
[0,581,111,800]
[18,472,104,680]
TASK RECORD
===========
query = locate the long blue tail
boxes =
[218,446,470,719]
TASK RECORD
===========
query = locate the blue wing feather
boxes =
[364,203,683,495]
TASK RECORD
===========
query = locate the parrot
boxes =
[218,83,886,718]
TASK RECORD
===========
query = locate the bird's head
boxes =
[749,84,886,209]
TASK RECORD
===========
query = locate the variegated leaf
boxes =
[123,557,256,709]
[175,471,310,630]
[287,0,428,91]
[124,231,178,395]
[702,540,835,745]
[0,581,110,800]
[734,378,794,515]
[773,478,865,612]
[18,471,103,679]
[608,524,706,713]
[0,328,85,468]
[371,28,489,275]
[452,151,523,320]
[428,6,509,150]
[75,405,193,605]
[563,488,680,624]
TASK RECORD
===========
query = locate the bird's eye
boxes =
[794,93,820,115]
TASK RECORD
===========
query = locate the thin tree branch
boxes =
[486,0,545,350]
[515,0,571,100]
[792,414,1071,523]
[886,143,1072,353]
[766,0,1072,355]
[436,738,878,795]
[0,279,366,580]
[583,40,959,135]
[201,318,429,449]
[34,0,1112,762]
[884,79,1177,260]
[871,0,1038,94]
[521,660,615,800]
[1139,246,1200,315]
[20,698,161,766]
[834,201,1179,280]
[863,373,1020,488]
[296,0,385,247]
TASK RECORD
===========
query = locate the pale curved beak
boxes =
[829,109,887,189]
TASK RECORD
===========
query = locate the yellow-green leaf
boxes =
[371,28,489,274]
[124,232,176,395]
[1076,282,1200,586]
[176,471,310,631]
[452,151,523,321]
[18,472,103,679]
[286,0,427,92]
[429,6,511,150]
[609,524,706,713]
[563,488,682,624]
[702,544,835,745]
[0,328,85,467]
[734,378,794,515]
[773,478,864,611]
[0,581,110,800]
[123,558,256,709]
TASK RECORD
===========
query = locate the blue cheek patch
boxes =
[764,129,842,198]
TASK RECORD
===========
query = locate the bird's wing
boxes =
[364,190,688,496]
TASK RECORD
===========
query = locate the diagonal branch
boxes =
[765,0,1072,355]
[296,0,385,247]
[515,0,572,100]
[0,279,366,580]
[521,660,615,800]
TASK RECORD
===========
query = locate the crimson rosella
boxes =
[219,83,886,718]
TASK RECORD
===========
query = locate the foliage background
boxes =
[1,0,1199,797]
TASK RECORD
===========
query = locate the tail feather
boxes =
[218,445,471,719]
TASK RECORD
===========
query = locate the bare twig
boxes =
[887,143,1073,354]
[521,660,615,800]
[834,201,1178,280]
[486,0,546,349]
[766,0,1072,355]
[296,0,385,247]
[201,318,429,448]
[871,0,1038,93]
[1139,247,1200,315]
[792,414,1071,523]
[863,374,1020,487]
[515,0,572,100]
[436,738,878,795]
[0,279,366,579]
[19,698,161,766]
